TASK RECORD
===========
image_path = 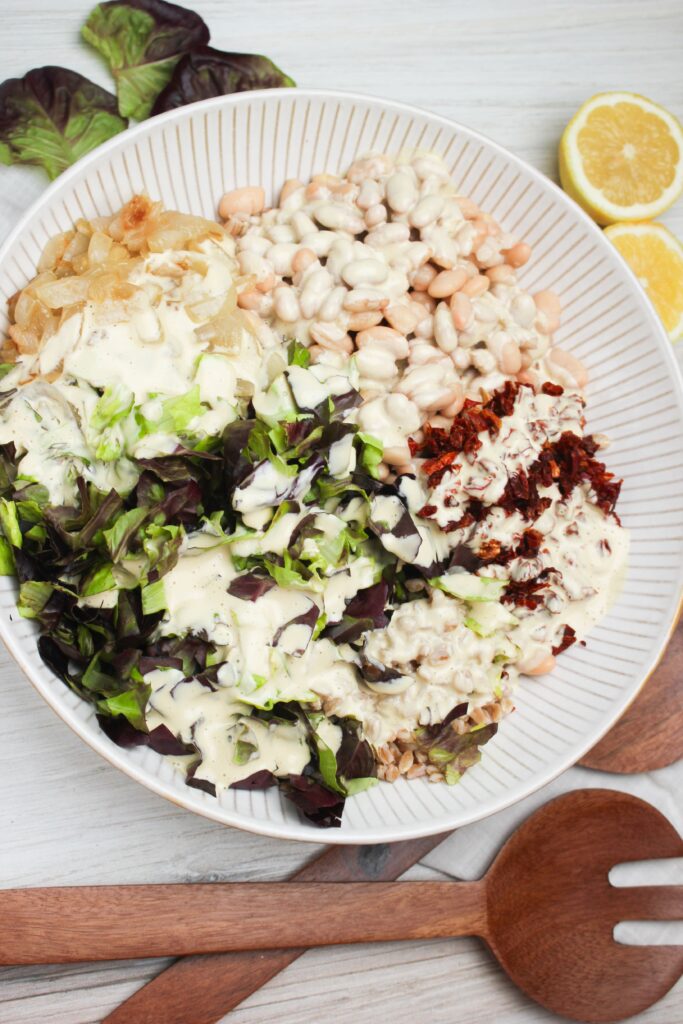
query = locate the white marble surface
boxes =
[0,1,682,1021]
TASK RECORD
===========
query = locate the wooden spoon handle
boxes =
[103,834,449,1024]
[1,880,486,966]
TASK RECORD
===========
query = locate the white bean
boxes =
[273,285,300,322]
[267,242,299,277]
[238,250,272,283]
[356,347,400,384]
[300,230,337,258]
[341,259,389,288]
[386,170,417,213]
[236,234,271,256]
[267,224,298,245]
[412,154,450,181]
[356,179,382,210]
[314,202,365,233]
[365,203,387,228]
[365,223,411,248]
[343,287,390,312]
[299,268,334,319]
[511,293,537,328]
[409,194,445,228]
[291,211,318,240]
[317,285,347,322]
[433,301,460,353]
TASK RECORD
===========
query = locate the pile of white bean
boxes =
[218,151,588,474]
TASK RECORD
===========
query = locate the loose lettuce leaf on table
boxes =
[82,0,210,120]
[0,67,127,180]
[152,45,295,115]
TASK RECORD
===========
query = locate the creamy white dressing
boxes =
[145,669,312,789]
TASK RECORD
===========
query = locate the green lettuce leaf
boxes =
[356,432,383,479]
[0,537,15,575]
[148,386,206,435]
[0,67,127,180]
[151,45,295,116]
[82,0,210,120]
[97,685,150,729]
[17,581,54,619]
[0,499,22,548]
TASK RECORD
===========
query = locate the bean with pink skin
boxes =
[309,322,353,353]
[410,290,436,313]
[384,304,421,335]
[517,368,540,390]
[486,264,516,284]
[347,154,394,184]
[279,179,303,204]
[519,653,556,676]
[461,274,490,298]
[343,287,390,313]
[450,292,474,331]
[411,263,438,292]
[347,310,383,331]
[533,289,562,334]
[441,383,465,418]
[503,242,532,268]
[455,196,480,219]
[291,247,317,275]
[546,347,588,389]
[218,186,265,219]
[428,267,468,298]
[383,445,413,467]
[489,330,522,374]
[237,286,262,311]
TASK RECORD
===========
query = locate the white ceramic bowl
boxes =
[1,89,682,843]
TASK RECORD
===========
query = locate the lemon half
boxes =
[605,221,683,341]
[560,92,683,225]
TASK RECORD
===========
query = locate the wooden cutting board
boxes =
[579,618,683,772]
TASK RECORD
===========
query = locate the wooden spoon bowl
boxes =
[3,790,681,1023]
[486,790,683,1021]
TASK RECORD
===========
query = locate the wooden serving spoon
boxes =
[580,618,683,772]
[4,790,682,1023]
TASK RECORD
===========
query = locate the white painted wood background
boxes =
[0,1,682,1021]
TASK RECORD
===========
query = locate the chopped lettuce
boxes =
[430,571,507,602]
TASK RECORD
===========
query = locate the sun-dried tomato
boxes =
[552,624,577,656]
[502,567,557,609]
[418,503,437,518]
[477,539,502,560]
[487,380,521,418]
[541,382,564,396]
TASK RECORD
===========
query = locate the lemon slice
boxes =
[559,92,683,225]
[605,222,683,341]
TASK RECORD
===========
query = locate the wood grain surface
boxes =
[0,1,682,1022]
[581,620,683,772]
